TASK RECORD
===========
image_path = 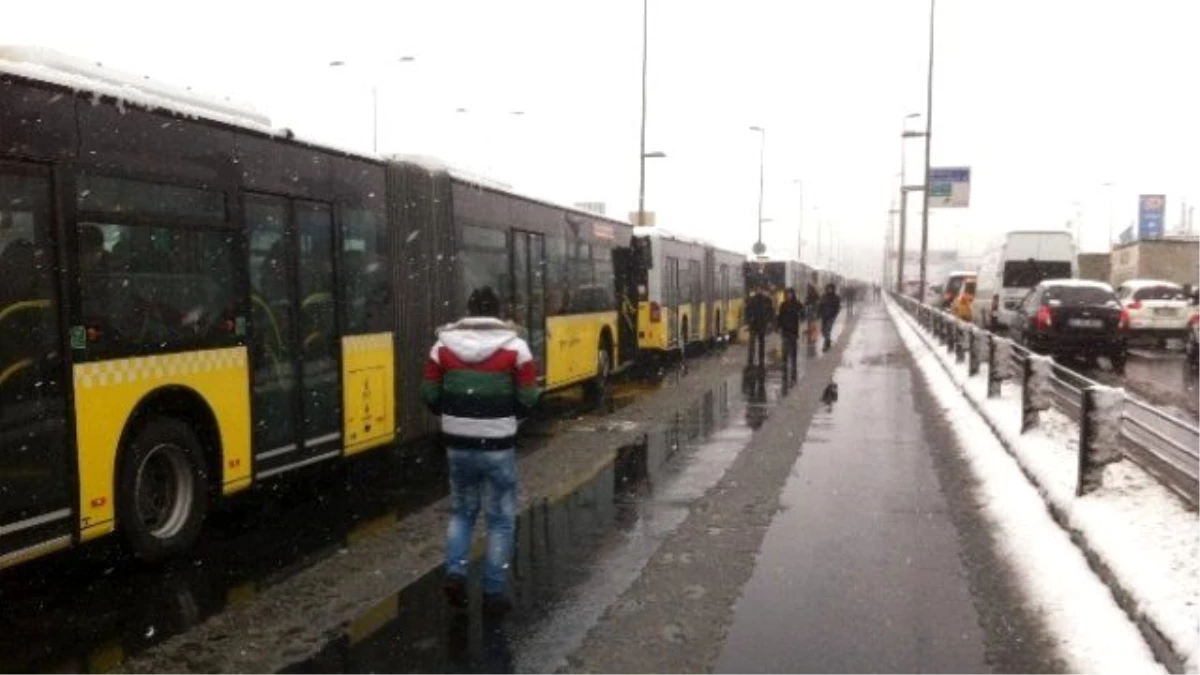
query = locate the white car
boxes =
[1115,279,1191,345]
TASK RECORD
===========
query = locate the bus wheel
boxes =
[117,417,209,562]
[584,344,612,408]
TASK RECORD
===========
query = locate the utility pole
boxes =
[897,114,924,294]
[750,126,767,253]
[636,0,649,225]
[886,203,899,285]
[794,179,804,263]
[917,0,937,301]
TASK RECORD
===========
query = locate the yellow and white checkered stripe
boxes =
[342,332,393,355]
[74,348,247,389]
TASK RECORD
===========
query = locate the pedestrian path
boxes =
[715,304,1057,673]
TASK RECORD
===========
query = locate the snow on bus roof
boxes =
[632,225,714,248]
[390,153,636,226]
[387,153,514,191]
[0,45,274,133]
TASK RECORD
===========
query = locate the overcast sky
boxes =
[4,0,1198,279]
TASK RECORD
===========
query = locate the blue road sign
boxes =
[1138,194,1166,239]
[928,167,971,207]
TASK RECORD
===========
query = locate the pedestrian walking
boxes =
[804,282,821,345]
[422,286,542,616]
[776,287,803,381]
[818,283,842,352]
[746,287,774,366]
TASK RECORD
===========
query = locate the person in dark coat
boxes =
[818,283,842,352]
[745,287,774,366]
[776,287,803,381]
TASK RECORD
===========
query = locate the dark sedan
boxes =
[1013,280,1128,373]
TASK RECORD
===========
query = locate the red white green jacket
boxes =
[421,317,541,449]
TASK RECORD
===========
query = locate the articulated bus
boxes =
[0,48,641,570]
[635,227,746,356]
[744,258,812,307]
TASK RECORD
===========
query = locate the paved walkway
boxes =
[715,305,1059,673]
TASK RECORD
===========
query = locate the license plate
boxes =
[1068,318,1103,329]
[1153,308,1177,316]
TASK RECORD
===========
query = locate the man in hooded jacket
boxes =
[422,287,541,615]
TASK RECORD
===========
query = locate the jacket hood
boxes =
[437,317,520,363]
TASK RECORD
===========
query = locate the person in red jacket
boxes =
[422,286,541,615]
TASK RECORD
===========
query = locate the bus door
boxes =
[0,161,73,565]
[611,246,638,364]
[246,195,342,478]
[511,231,546,369]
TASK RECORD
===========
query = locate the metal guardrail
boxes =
[891,292,1199,508]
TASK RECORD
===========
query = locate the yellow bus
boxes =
[0,49,642,570]
[635,227,746,357]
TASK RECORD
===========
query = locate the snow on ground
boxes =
[886,299,1186,674]
[888,301,1200,672]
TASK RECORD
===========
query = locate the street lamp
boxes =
[896,113,925,294]
[917,0,937,301]
[329,55,416,153]
[1102,181,1116,246]
[793,179,804,264]
[636,0,651,226]
[750,126,766,254]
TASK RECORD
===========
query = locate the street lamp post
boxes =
[917,0,937,302]
[329,56,415,154]
[637,0,650,225]
[793,179,804,264]
[1102,181,1116,246]
[897,113,924,294]
[750,126,766,254]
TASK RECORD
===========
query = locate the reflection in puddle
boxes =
[285,365,797,674]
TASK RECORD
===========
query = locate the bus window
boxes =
[78,175,226,222]
[459,224,510,317]
[245,196,297,463]
[544,232,569,316]
[0,166,69,544]
[74,176,236,356]
[76,222,238,355]
[594,246,616,312]
[296,202,340,448]
[341,207,392,334]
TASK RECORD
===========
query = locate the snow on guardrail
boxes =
[888,292,1198,673]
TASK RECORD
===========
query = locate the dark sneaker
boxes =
[443,574,468,609]
[482,592,513,616]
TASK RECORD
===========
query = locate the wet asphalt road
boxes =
[1111,348,1198,420]
[0,305,1063,673]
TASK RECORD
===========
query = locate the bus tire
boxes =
[117,417,209,562]
[584,339,612,406]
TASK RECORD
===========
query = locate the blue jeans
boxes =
[445,448,518,594]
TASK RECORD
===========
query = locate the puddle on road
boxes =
[284,362,804,674]
[0,351,812,674]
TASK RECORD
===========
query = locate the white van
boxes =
[974,231,1077,330]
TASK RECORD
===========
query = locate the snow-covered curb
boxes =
[888,299,1176,672]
